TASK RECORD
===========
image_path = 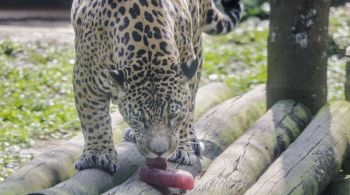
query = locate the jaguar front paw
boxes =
[74,149,118,174]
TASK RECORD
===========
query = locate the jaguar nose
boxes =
[149,137,169,156]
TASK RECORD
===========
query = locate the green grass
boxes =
[0,40,80,180]
[0,6,349,181]
[202,18,268,94]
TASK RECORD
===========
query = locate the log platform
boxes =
[2,84,350,195]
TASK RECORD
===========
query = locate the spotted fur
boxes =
[71,0,241,173]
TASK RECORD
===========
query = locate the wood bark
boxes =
[246,101,350,195]
[194,83,235,121]
[102,85,267,195]
[267,0,330,114]
[190,99,312,195]
[0,82,235,195]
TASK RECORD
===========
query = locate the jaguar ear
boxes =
[180,58,199,83]
[108,69,126,89]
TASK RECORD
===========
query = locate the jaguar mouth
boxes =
[145,157,167,169]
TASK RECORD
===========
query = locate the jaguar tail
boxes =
[203,0,242,35]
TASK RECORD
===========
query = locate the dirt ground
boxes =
[0,9,73,44]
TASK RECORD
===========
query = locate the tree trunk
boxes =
[245,101,350,195]
[267,0,330,114]
[97,85,267,195]
[344,48,350,101]
[0,82,235,195]
[189,100,312,195]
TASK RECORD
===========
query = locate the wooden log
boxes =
[0,82,234,195]
[0,112,125,195]
[246,101,350,195]
[190,99,312,195]
[103,85,267,195]
[30,141,141,195]
[194,82,234,121]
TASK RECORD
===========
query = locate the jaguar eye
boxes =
[169,112,183,127]
[128,110,145,129]
[168,103,182,127]
[129,118,144,130]
[169,112,178,120]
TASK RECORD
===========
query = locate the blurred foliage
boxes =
[327,6,350,100]
[243,0,270,20]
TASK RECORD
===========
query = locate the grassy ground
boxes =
[202,18,268,93]
[0,5,349,181]
[0,41,80,179]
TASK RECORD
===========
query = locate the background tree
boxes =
[267,0,331,114]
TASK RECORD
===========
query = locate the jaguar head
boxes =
[108,60,198,159]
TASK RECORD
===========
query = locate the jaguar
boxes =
[71,0,241,173]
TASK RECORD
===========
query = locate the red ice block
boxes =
[139,158,195,190]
